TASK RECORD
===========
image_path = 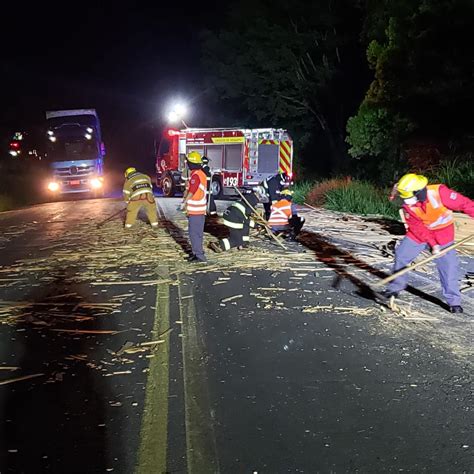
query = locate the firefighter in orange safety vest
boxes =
[268,189,305,240]
[382,173,474,313]
[123,167,158,229]
[180,151,208,263]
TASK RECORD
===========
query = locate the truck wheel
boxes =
[211,177,223,198]
[162,174,175,197]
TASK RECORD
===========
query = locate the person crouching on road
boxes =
[383,173,474,313]
[268,189,305,240]
[201,156,217,216]
[180,151,208,263]
[217,192,260,251]
[123,167,158,229]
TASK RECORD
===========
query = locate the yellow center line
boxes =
[136,280,170,474]
[178,278,220,473]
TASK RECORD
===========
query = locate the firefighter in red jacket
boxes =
[384,173,474,313]
[181,151,208,263]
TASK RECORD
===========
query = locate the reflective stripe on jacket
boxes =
[187,170,207,215]
[406,184,453,231]
[222,202,247,229]
[268,199,292,227]
[123,172,154,201]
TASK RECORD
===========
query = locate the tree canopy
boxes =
[202,0,367,174]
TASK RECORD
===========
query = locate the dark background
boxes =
[0,2,221,172]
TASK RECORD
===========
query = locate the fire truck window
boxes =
[257,144,279,173]
[224,144,242,170]
[205,146,223,169]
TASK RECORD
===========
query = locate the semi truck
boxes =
[155,127,293,197]
[44,109,106,197]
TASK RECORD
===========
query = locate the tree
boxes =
[202,0,366,173]
[347,0,474,170]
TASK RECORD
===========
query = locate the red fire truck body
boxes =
[155,127,293,197]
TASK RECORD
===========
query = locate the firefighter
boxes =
[180,151,208,262]
[201,156,217,216]
[268,189,305,239]
[383,173,474,313]
[261,172,290,220]
[123,167,158,229]
[215,192,260,252]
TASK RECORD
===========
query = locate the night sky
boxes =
[0,2,218,170]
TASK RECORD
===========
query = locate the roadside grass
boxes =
[428,159,474,198]
[0,195,16,212]
[324,181,399,219]
[292,181,314,204]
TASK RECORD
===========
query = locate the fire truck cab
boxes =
[155,127,293,197]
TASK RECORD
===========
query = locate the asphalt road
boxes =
[0,197,472,473]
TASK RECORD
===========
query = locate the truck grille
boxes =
[55,165,94,177]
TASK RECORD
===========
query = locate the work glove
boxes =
[432,244,441,255]
[178,202,186,211]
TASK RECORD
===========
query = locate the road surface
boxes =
[0,198,472,473]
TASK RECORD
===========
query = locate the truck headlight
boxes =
[90,178,103,189]
[48,182,59,192]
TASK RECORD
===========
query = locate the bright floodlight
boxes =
[167,102,188,124]
[167,110,180,122]
[174,103,187,116]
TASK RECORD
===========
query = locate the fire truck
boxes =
[155,128,293,197]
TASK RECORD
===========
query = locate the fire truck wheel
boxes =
[211,177,223,198]
[162,174,175,197]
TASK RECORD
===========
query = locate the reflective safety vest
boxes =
[268,199,292,226]
[187,170,207,215]
[123,172,154,201]
[407,184,453,230]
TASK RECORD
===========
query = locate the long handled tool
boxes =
[233,186,287,250]
[97,207,126,228]
[376,234,474,286]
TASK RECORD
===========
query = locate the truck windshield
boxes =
[47,136,99,162]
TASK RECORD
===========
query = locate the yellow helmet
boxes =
[396,173,428,199]
[124,167,136,178]
[187,151,202,164]
[280,188,294,197]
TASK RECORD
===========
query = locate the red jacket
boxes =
[403,185,474,247]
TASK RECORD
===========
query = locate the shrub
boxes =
[306,177,351,206]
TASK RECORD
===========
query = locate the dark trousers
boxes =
[208,195,217,215]
[264,202,271,220]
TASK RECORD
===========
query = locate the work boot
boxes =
[379,289,399,300]
[449,305,463,314]
[376,290,398,304]
[187,256,207,263]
